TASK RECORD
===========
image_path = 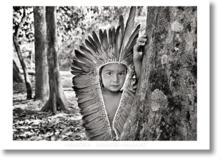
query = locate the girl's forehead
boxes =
[102,63,127,71]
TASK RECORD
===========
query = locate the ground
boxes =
[13,71,87,141]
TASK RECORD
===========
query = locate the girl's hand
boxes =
[133,34,147,61]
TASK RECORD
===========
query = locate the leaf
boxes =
[61,126,71,134]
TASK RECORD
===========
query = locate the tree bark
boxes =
[13,60,23,83]
[41,7,68,113]
[13,36,33,99]
[120,7,197,140]
[34,6,49,101]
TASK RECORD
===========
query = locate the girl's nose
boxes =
[112,74,118,82]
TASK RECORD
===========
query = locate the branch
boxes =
[14,7,27,38]
[28,10,33,15]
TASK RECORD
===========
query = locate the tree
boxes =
[13,60,23,83]
[120,7,197,140]
[13,7,33,99]
[33,7,49,101]
[41,7,68,113]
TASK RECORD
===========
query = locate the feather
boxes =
[121,108,130,117]
[73,87,92,94]
[74,81,94,88]
[72,77,91,84]
[77,94,96,104]
[71,71,82,76]
[79,97,97,108]
[74,82,95,89]
[119,15,124,36]
[88,35,105,61]
[117,119,124,130]
[102,30,108,52]
[72,59,89,68]
[73,74,95,83]
[73,86,94,93]
[110,27,116,58]
[85,122,105,133]
[77,92,95,100]
[90,132,107,140]
[88,126,107,138]
[73,83,93,89]
[75,50,93,64]
[119,7,137,61]
[111,27,116,47]
[88,36,98,52]
[99,29,104,47]
[85,122,104,133]
[115,26,122,60]
[108,28,112,47]
[79,45,101,63]
[76,91,96,98]
[81,106,99,116]
[85,39,97,55]
[71,66,83,72]
[91,31,103,54]
[84,114,100,124]
[71,66,85,75]
[123,24,140,56]
[120,113,127,123]
[98,29,108,60]
[83,110,100,121]
[92,31,101,47]
[86,128,107,140]
[79,45,92,55]
[72,60,90,72]
[124,33,139,58]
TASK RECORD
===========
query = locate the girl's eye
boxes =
[106,72,112,75]
[119,72,125,76]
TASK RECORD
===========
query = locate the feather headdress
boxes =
[72,7,140,140]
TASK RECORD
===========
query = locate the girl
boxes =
[72,7,147,140]
[100,35,147,138]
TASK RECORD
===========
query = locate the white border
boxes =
[0,0,210,150]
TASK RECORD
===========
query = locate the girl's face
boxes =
[100,63,127,92]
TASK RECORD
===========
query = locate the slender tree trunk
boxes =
[13,7,32,99]
[120,7,197,140]
[13,60,23,83]
[34,6,49,101]
[41,7,68,113]
[13,35,32,99]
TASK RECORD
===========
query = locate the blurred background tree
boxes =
[13,7,34,99]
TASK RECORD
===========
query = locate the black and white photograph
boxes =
[12,6,198,141]
[0,0,212,153]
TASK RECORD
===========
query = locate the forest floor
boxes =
[13,71,88,141]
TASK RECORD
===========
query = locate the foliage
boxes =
[13,71,84,141]
[13,7,34,43]
[13,109,86,141]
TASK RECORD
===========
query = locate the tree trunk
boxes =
[41,7,68,113]
[120,7,197,140]
[13,60,23,83]
[13,7,32,99]
[34,6,49,101]
[13,35,33,99]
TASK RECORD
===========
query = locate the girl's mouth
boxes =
[111,84,119,87]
